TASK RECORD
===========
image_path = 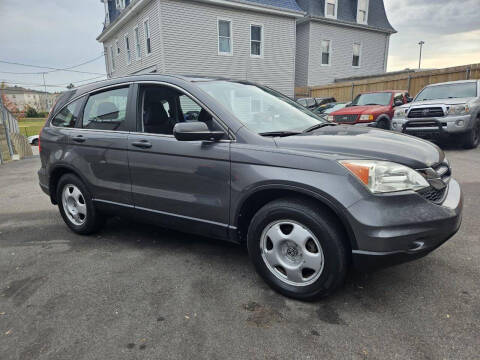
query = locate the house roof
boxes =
[232,0,303,12]
[296,0,396,33]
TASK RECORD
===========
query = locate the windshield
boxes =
[324,103,347,114]
[415,82,477,101]
[351,92,392,106]
[197,81,325,133]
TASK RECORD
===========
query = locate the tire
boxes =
[32,139,39,146]
[56,173,104,235]
[461,119,480,149]
[376,117,390,130]
[247,198,348,301]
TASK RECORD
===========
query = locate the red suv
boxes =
[328,90,412,129]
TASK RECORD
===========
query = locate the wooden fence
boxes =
[295,63,480,102]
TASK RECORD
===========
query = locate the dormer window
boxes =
[325,0,337,19]
[116,0,125,10]
[357,0,369,24]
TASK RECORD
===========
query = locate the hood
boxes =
[331,105,390,115]
[410,97,474,106]
[275,125,444,169]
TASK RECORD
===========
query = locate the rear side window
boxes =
[82,87,129,131]
[51,97,83,128]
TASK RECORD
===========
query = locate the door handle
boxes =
[131,140,152,149]
[73,135,86,143]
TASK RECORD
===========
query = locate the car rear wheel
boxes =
[462,119,480,149]
[57,173,104,235]
[247,198,348,301]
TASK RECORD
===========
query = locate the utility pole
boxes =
[418,41,425,69]
[42,72,48,112]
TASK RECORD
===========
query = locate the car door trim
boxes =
[92,198,237,229]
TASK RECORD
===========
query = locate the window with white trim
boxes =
[144,19,152,54]
[321,40,331,65]
[325,0,337,18]
[110,45,115,72]
[115,0,125,10]
[125,34,131,64]
[134,26,141,59]
[357,0,369,24]
[352,43,361,67]
[218,19,232,55]
[250,24,262,57]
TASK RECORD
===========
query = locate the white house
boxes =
[98,0,396,97]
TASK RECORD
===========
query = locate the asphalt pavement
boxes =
[0,145,479,360]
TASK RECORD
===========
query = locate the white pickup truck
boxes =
[392,80,480,149]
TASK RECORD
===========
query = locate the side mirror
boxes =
[406,97,413,103]
[173,122,225,142]
[394,99,404,107]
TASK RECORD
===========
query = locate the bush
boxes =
[25,106,39,118]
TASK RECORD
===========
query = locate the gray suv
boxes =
[38,75,462,300]
[392,80,480,148]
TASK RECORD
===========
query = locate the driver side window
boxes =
[140,85,223,135]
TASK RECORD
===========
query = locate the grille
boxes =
[408,107,444,118]
[334,114,358,123]
[405,121,447,128]
[418,186,447,204]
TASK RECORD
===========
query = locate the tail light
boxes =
[39,97,59,154]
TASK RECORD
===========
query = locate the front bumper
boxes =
[391,115,471,138]
[348,178,463,271]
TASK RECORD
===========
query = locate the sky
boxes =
[0,0,479,93]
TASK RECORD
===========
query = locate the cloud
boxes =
[384,0,480,71]
[0,0,106,91]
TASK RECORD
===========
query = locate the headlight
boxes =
[359,114,374,121]
[327,115,334,122]
[394,108,407,118]
[339,160,429,193]
[447,104,469,116]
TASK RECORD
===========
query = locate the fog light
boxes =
[455,120,465,127]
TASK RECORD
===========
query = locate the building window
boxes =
[110,45,115,72]
[134,26,141,59]
[357,0,369,24]
[116,40,120,55]
[125,34,131,64]
[325,0,337,18]
[250,24,262,57]
[352,43,361,67]
[218,19,232,55]
[115,0,125,10]
[144,19,152,55]
[321,40,331,65]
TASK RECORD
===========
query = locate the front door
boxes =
[127,83,231,239]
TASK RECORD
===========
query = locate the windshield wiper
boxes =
[302,122,338,133]
[259,131,302,137]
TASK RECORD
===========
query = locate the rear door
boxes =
[67,85,134,207]
[127,82,231,239]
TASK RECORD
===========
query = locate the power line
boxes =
[0,55,106,75]
[0,75,107,89]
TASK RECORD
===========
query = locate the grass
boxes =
[17,118,46,137]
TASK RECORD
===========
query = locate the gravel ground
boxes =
[0,145,479,360]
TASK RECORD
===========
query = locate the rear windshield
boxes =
[415,82,478,101]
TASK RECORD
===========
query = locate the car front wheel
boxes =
[56,173,104,235]
[247,198,348,301]
[462,119,480,149]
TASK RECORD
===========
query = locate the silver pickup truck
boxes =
[391,80,480,149]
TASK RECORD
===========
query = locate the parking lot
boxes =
[0,145,479,360]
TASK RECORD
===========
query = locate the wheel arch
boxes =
[48,164,89,205]
[234,185,358,254]
[375,114,391,129]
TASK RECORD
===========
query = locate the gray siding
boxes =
[306,21,389,86]
[160,0,296,97]
[103,0,164,78]
[295,22,310,87]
